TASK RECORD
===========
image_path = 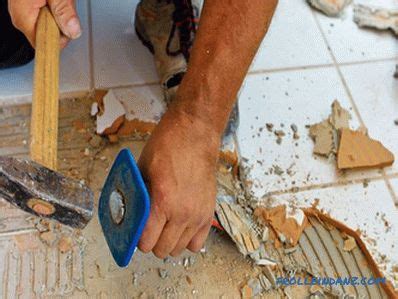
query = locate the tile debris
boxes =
[309,100,394,169]
[337,128,394,169]
[307,0,352,17]
[254,205,308,247]
[95,89,126,135]
[353,4,398,36]
[309,100,350,157]
[92,88,165,139]
[158,268,169,279]
[342,235,357,252]
[215,154,397,296]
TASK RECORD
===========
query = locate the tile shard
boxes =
[309,120,335,157]
[254,205,308,247]
[337,128,394,169]
[307,0,352,17]
[343,235,357,252]
[95,89,126,135]
[215,161,397,295]
[353,4,398,36]
[309,100,350,157]
[216,201,261,255]
[93,87,165,138]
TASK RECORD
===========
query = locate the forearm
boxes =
[174,0,278,136]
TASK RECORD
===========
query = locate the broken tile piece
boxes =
[94,86,166,138]
[329,100,350,130]
[96,89,126,135]
[39,231,57,246]
[254,205,308,246]
[216,202,261,255]
[353,4,398,36]
[307,0,352,17]
[309,100,351,157]
[337,128,394,169]
[91,102,99,117]
[240,284,253,299]
[58,236,73,253]
[343,235,357,251]
[309,120,335,156]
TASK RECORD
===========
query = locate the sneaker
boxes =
[135,0,202,103]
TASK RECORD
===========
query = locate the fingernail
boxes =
[66,18,82,39]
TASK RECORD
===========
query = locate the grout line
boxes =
[386,173,398,179]
[382,170,398,206]
[96,81,161,90]
[0,90,91,107]
[310,9,366,128]
[86,0,95,91]
[1,57,394,102]
[309,9,398,209]
[262,174,386,198]
[247,57,397,76]
[248,63,334,75]
[337,57,398,67]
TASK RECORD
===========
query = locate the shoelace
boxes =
[165,0,198,60]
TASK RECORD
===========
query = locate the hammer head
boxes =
[0,156,93,229]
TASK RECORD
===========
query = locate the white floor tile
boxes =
[236,67,383,197]
[314,0,398,63]
[250,0,332,71]
[91,0,158,89]
[0,0,91,104]
[261,180,398,279]
[340,61,398,174]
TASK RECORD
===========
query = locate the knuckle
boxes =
[176,209,193,224]
[138,240,152,253]
[188,241,203,253]
[170,249,182,257]
[152,183,168,204]
[50,0,75,17]
[153,248,167,259]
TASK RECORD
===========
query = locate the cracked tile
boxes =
[237,67,381,197]
[260,180,398,283]
[340,61,398,174]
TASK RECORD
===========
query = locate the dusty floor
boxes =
[0,97,271,298]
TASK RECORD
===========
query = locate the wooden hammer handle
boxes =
[30,7,60,170]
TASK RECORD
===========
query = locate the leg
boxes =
[135,0,201,103]
[135,0,239,134]
[0,0,34,69]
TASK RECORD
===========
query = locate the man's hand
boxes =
[8,0,81,48]
[137,105,220,258]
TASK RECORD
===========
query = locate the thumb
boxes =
[47,0,82,39]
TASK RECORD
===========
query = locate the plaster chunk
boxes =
[307,0,352,17]
[354,4,398,36]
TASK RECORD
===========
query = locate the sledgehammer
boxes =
[0,7,93,228]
